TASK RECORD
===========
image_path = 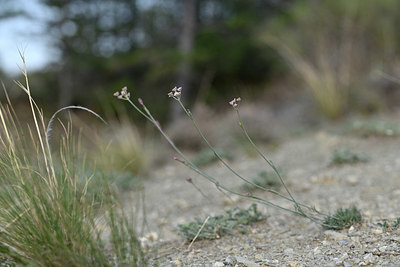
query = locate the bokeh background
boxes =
[1,0,400,175]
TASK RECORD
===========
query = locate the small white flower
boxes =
[168,86,183,100]
[229,97,241,108]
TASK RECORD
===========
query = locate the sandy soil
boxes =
[135,114,400,266]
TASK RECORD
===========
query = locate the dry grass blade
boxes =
[188,216,210,250]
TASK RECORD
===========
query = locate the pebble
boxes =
[288,261,300,267]
[224,255,237,265]
[345,175,359,185]
[393,189,400,196]
[363,253,377,264]
[283,248,294,255]
[172,259,182,266]
[262,258,279,264]
[373,229,383,235]
[391,236,400,243]
[235,256,259,267]
[213,262,224,267]
[313,247,322,254]
[378,245,387,252]
[324,230,347,241]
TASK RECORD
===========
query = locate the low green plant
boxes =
[114,85,354,230]
[240,170,281,193]
[323,206,362,230]
[177,204,266,241]
[0,56,146,266]
[192,147,233,166]
[378,217,400,231]
[350,120,400,138]
[331,148,369,165]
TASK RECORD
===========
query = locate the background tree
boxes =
[4,0,291,122]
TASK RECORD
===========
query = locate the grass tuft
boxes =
[323,206,362,230]
[0,56,146,266]
[331,148,369,165]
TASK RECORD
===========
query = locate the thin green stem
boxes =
[235,109,331,218]
[177,100,289,197]
[125,99,327,225]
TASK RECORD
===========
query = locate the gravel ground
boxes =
[136,119,400,266]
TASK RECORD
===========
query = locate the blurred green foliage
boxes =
[264,0,400,119]
[3,0,400,121]
[2,0,287,121]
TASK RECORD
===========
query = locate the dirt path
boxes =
[138,121,400,266]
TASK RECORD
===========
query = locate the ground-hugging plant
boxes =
[323,206,362,230]
[0,55,146,266]
[330,148,369,165]
[114,86,361,230]
[177,204,266,241]
[377,217,400,232]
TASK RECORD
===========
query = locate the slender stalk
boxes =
[235,109,332,218]
[176,100,325,214]
[122,96,326,223]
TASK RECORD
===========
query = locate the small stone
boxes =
[172,259,182,266]
[374,229,383,235]
[187,251,195,259]
[391,236,400,243]
[288,261,299,267]
[283,248,294,254]
[224,255,237,265]
[363,253,376,264]
[343,261,351,267]
[346,175,359,185]
[213,262,224,267]
[313,247,322,254]
[235,256,259,267]
[324,230,347,241]
[378,246,387,252]
[348,226,356,234]
[322,240,330,246]
[338,239,349,245]
[172,199,189,209]
[262,259,279,265]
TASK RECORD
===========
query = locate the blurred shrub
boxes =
[192,147,233,166]
[97,118,152,176]
[263,0,400,119]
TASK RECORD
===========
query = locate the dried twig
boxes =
[187,216,210,250]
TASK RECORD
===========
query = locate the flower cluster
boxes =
[229,97,241,108]
[114,86,130,100]
[168,86,182,100]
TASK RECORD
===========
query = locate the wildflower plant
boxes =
[115,86,359,230]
